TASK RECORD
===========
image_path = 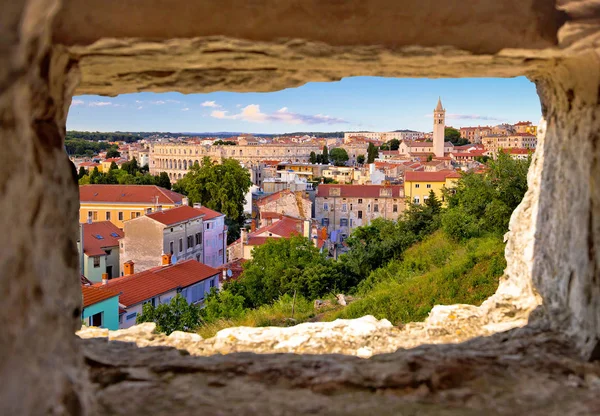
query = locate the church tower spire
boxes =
[433,97,445,158]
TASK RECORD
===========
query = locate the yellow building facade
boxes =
[79,185,185,229]
[404,171,460,206]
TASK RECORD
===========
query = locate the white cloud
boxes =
[151,100,166,105]
[137,106,143,110]
[202,101,221,108]
[210,104,348,125]
[71,99,85,106]
[181,108,190,112]
[88,101,112,107]
[426,113,504,122]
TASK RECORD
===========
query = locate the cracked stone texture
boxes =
[2,0,600,415]
[81,324,600,415]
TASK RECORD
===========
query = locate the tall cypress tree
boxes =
[322,146,329,164]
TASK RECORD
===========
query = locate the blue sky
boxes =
[67,76,541,134]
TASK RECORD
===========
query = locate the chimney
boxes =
[182,197,189,206]
[162,253,172,266]
[241,228,248,245]
[222,268,227,281]
[101,273,108,285]
[250,220,256,232]
[123,260,135,276]
[303,220,311,238]
[193,202,202,209]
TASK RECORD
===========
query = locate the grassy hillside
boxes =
[324,231,505,324]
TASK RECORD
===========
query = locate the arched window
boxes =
[188,160,192,168]
[183,160,187,170]
[178,160,182,170]
[194,160,199,166]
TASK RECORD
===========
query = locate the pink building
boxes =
[194,204,227,268]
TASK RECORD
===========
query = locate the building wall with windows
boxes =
[201,215,227,268]
[149,143,322,182]
[482,133,537,154]
[120,215,204,273]
[81,249,121,283]
[82,295,120,330]
[403,172,460,207]
[315,185,405,238]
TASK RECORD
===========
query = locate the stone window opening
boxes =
[7,3,600,415]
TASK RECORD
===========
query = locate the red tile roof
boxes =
[260,211,282,219]
[405,170,461,182]
[316,184,404,198]
[95,260,219,307]
[82,285,119,308]
[82,221,123,256]
[194,206,224,221]
[80,185,184,205]
[80,162,100,168]
[103,158,123,163]
[146,205,204,226]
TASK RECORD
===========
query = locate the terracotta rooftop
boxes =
[405,170,461,182]
[81,221,123,257]
[79,185,185,205]
[506,148,535,154]
[146,205,204,226]
[316,184,404,198]
[194,206,224,221]
[95,260,220,307]
[81,285,120,308]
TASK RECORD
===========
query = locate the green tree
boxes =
[316,154,323,164]
[78,166,86,179]
[136,294,201,334]
[388,139,400,150]
[106,148,121,158]
[89,167,101,184]
[173,157,252,242]
[367,142,379,163]
[424,190,442,215]
[156,171,172,190]
[341,218,418,281]
[329,148,349,166]
[121,157,139,175]
[356,154,366,165]
[235,235,341,308]
[201,288,247,322]
[109,161,118,171]
[445,151,530,234]
[309,151,317,164]
[322,146,329,164]
[444,127,469,145]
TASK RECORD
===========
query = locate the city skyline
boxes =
[67,76,542,134]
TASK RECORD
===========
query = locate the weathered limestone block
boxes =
[81,326,600,416]
[0,0,88,415]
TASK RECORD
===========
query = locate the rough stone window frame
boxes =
[4,1,600,414]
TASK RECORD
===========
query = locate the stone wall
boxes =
[2,0,600,414]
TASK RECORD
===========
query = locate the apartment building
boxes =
[195,205,228,268]
[120,205,205,273]
[343,130,423,143]
[95,257,220,329]
[79,184,186,229]
[404,171,461,206]
[315,184,405,239]
[78,221,123,282]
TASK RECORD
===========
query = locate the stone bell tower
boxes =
[433,97,445,158]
